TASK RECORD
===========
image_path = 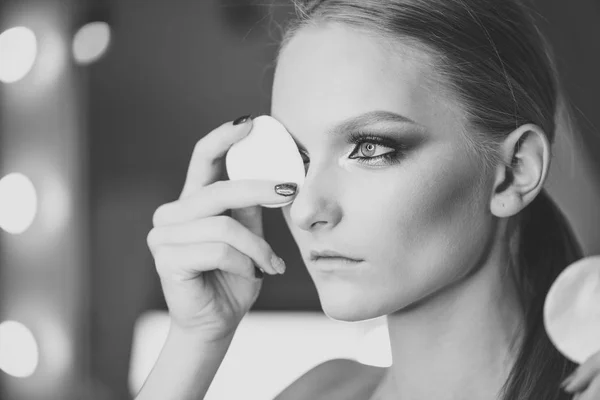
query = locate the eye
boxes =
[297,132,407,168]
[299,149,310,164]
[350,141,395,159]
[347,133,405,166]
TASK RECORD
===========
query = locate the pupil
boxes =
[362,143,375,156]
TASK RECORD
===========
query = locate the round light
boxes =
[0,320,39,377]
[0,173,38,234]
[0,26,37,83]
[544,256,600,363]
[72,21,111,64]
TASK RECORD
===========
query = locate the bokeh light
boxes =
[0,27,38,83]
[0,173,38,234]
[0,320,39,378]
[72,21,111,64]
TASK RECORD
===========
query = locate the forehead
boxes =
[272,23,441,133]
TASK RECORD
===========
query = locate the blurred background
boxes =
[0,0,599,399]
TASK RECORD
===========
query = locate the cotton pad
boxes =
[543,255,600,364]
[225,115,305,208]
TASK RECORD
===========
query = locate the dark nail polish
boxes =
[274,183,297,197]
[233,114,252,125]
[254,266,264,279]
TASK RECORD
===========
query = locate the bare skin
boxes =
[272,22,550,399]
[274,359,384,400]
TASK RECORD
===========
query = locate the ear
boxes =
[490,123,551,218]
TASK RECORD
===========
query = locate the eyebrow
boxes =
[285,110,423,152]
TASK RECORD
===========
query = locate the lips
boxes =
[310,256,364,272]
[314,257,362,263]
[309,250,362,262]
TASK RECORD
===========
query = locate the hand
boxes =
[562,350,600,399]
[146,116,295,341]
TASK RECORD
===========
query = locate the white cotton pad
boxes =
[225,115,305,208]
[543,255,600,364]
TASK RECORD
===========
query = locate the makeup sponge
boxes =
[225,115,305,208]
[544,255,600,364]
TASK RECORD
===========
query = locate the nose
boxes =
[288,164,343,232]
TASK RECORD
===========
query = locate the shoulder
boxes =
[273,358,386,400]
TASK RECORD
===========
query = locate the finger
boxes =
[147,215,285,275]
[179,116,253,199]
[153,242,260,282]
[579,375,600,400]
[231,204,263,237]
[565,351,600,393]
[153,180,298,228]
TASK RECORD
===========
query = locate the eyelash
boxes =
[348,132,406,165]
[298,132,406,167]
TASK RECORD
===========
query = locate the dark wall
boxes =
[534,0,600,254]
[87,1,600,398]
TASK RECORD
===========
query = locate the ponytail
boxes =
[500,189,583,399]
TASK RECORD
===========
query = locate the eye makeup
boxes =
[347,131,408,166]
[297,131,413,168]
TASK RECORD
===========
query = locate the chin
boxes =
[316,284,387,322]
[315,277,426,322]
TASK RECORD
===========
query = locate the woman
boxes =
[140,0,600,399]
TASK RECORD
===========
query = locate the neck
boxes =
[379,244,525,400]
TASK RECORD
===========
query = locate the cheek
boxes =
[405,160,481,252]
[352,150,489,285]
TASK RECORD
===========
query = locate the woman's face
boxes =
[272,23,497,321]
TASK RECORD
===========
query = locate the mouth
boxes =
[308,249,364,272]
[309,250,362,262]
[310,256,364,271]
[313,256,363,263]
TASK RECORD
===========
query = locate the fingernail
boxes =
[233,114,252,125]
[560,375,573,389]
[274,183,297,197]
[562,371,579,392]
[271,254,286,274]
[254,266,264,279]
